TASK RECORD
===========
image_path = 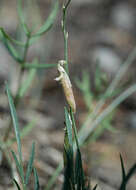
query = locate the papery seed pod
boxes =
[55,60,76,113]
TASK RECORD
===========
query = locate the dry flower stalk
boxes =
[55,60,76,113]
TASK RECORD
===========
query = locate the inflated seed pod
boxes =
[55,60,76,113]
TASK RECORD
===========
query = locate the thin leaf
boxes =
[22,63,57,69]
[6,83,22,162]
[17,0,29,35]
[13,179,21,190]
[0,28,25,46]
[63,114,74,190]
[25,142,35,185]
[119,162,136,190]
[32,1,59,37]
[63,145,74,190]
[63,130,73,168]
[11,150,24,183]
[0,29,23,63]
[64,107,73,147]
[120,154,126,182]
[34,168,40,190]
[92,184,97,190]
[75,149,85,189]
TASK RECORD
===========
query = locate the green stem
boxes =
[62,0,71,73]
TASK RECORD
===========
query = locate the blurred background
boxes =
[0,0,136,189]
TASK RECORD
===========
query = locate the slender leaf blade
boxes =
[32,1,59,37]
[0,28,25,46]
[92,184,97,190]
[34,168,40,190]
[13,179,21,190]
[0,29,23,63]
[75,148,85,189]
[25,142,35,185]
[22,63,57,69]
[11,150,24,183]
[17,0,29,35]
[64,107,73,147]
[119,162,136,190]
[120,154,126,182]
[6,83,22,162]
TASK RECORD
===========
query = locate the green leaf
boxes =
[6,83,22,162]
[31,1,59,38]
[13,179,21,190]
[75,149,85,189]
[92,184,97,190]
[64,107,73,147]
[0,28,25,46]
[17,0,29,35]
[11,150,24,183]
[22,63,57,69]
[63,108,74,190]
[119,159,136,190]
[34,168,40,190]
[0,29,23,63]
[120,154,126,181]
[25,142,35,185]
[63,144,74,190]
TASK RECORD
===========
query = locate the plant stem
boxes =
[62,0,71,73]
[4,34,31,142]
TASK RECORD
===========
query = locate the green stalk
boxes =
[62,0,71,73]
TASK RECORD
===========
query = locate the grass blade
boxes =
[32,1,59,38]
[120,154,126,181]
[63,108,74,190]
[75,149,85,190]
[17,0,29,35]
[11,150,24,183]
[13,179,21,190]
[0,28,25,46]
[0,29,23,63]
[119,162,136,190]
[64,107,73,146]
[22,63,57,69]
[6,83,22,162]
[34,168,40,190]
[25,142,35,185]
[92,184,97,190]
